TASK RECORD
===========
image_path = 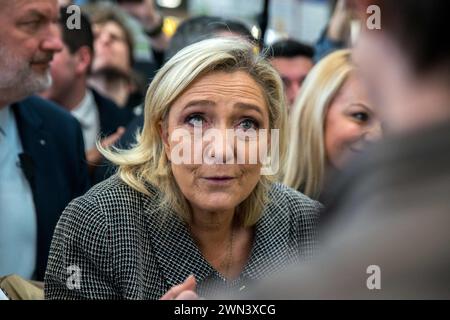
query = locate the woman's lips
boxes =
[202,176,236,185]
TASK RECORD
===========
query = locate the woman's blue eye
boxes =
[239,119,258,131]
[186,114,204,127]
[352,112,369,122]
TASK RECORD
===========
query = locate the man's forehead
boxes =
[1,0,58,15]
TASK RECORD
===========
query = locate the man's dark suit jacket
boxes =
[92,90,129,138]
[117,113,144,149]
[11,96,90,281]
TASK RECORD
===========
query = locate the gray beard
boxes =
[0,70,52,105]
[0,45,53,104]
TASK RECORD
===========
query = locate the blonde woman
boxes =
[283,49,382,200]
[44,38,322,300]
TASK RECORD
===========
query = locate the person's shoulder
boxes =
[91,89,120,114]
[268,183,321,250]
[91,89,131,126]
[15,96,84,150]
[50,178,133,262]
[58,176,135,229]
[76,175,160,214]
[60,175,160,239]
[263,183,320,253]
[270,182,323,213]
[84,174,142,205]
[20,95,78,127]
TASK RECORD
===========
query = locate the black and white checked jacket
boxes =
[44,175,321,299]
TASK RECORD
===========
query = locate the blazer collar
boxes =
[11,97,44,132]
[143,197,215,288]
[143,184,292,288]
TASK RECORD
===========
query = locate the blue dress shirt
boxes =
[0,106,37,279]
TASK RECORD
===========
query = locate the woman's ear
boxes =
[159,121,171,161]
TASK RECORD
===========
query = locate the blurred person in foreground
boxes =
[44,38,322,300]
[0,0,89,281]
[40,7,128,184]
[268,39,314,110]
[246,0,450,299]
[283,49,382,200]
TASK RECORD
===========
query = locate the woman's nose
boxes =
[203,128,236,164]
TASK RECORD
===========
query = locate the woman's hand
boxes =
[160,275,199,300]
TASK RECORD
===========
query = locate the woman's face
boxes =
[162,71,270,214]
[324,73,382,169]
[92,21,131,74]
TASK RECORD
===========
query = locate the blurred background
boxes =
[71,0,334,58]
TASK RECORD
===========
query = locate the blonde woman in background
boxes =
[283,49,382,200]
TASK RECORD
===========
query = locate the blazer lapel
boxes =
[12,100,44,191]
[142,194,215,288]
[142,183,294,288]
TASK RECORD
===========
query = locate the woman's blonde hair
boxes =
[100,37,288,227]
[283,49,354,199]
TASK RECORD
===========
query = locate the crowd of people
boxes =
[0,0,449,300]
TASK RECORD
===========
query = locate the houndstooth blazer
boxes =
[44,175,322,299]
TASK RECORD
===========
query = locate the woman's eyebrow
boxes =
[182,100,264,117]
[348,103,373,113]
[234,103,264,116]
[183,100,215,110]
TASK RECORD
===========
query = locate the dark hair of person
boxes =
[267,39,314,59]
[165,15,255,61]
[59,6,94,54]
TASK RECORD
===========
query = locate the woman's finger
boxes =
[160,275,196,300]
[175,290,199,300]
